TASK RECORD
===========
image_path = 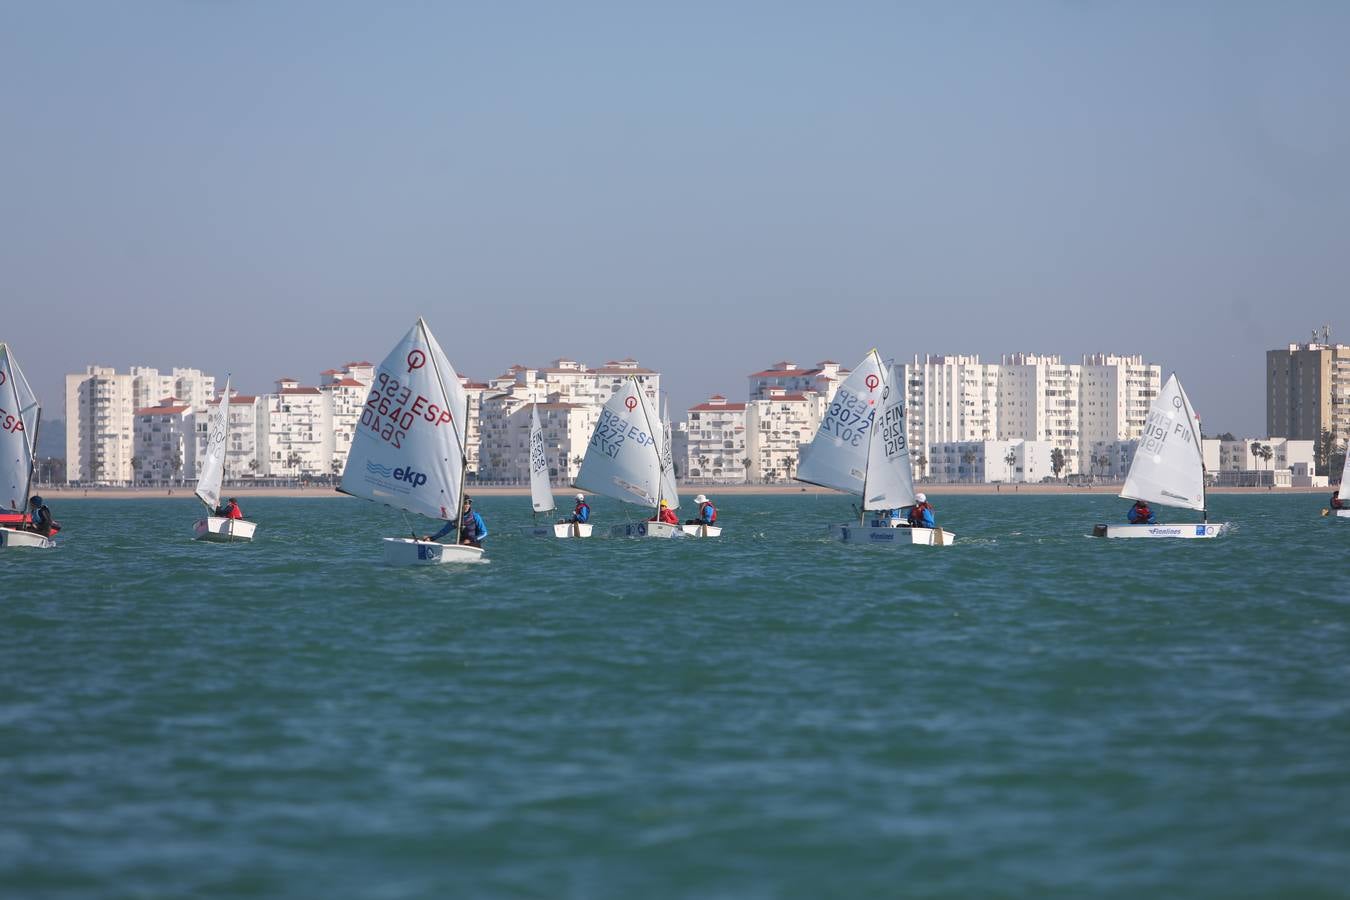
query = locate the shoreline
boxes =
[33,483,1333,500]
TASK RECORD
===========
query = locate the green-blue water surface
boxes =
[3,493,1348,898]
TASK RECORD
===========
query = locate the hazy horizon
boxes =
[6,2,1349,435]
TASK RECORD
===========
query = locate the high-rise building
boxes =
[686,395,748,482]
[1267,330,1350,446]
[65,366,136,484]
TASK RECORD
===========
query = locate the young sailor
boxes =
[906,493,935,529]
[651,499,679,525]
[216,497,244,519]
[25,496,58,537]
[1128,500,1156,524]
[426,496,489,547]
[567,493,591,524]
[685,494,717,526]
[1331,490,1344,511]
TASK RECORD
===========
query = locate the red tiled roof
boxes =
[344,361,373,367]
[136,405,189,416]
[327,378,365,387]
[231,395,257,404]
[596,366,655,375]
[690,402,747,412]
[280,387,321,395]
[462,382,490,389]
[817,360,839,365]
[536,402,581,410]
[320,369,341,376]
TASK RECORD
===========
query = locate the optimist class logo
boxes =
[406,350,426,373]
[625,396,638,411]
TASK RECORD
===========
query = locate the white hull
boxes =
[521,522,594,538]
[192,517,257,543]
[833,522,955,546]
[0,527,55,549]
[679,523,722,537]
[382,537,486,566]
[1332,508,1350,519]
[609,521,683,539]
[1093,522,1229,539]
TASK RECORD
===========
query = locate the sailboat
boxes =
[0,343,54,549]
[1326,443,1349,519]
[525,403,591,538]
[659,396,717,538]
[338,317,484,565]
[192,376,258,542]
[796,349,955,546]
[576,375,682,539]
[1092,373,1230,539]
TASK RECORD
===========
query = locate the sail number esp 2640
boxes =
[360,371,455,450]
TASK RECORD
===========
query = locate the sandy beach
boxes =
[34,482,1331,500]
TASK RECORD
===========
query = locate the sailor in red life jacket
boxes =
[652,499,679,525]
[216,497,244,520]
[1127,500,1156,524]
[685,494,717,526]
[906,493,935,529]
[1331,490,1344,510]
[568,493,591,524]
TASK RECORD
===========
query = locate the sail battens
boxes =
[194,376,230,511]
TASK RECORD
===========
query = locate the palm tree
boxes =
[1003,449,1017,483]
[1257,443,1274,472]
[1050,447,1066,480]
[961,449,977,484]
[171,449,184,485]
[130,455,143,485]
[915,453,928,481]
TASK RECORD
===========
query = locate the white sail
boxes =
[575,376,663,509]
[339,318,468,522]
[1120,373,1206,512]
[795,350,886,496]
[1340,439,1350,491]
[194,376,230,511]
[660,398,680,510]
[861,364,917,510]
[0,344,40,512]
[529,404,554,513]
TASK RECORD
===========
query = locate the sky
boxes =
[3,1,1348,436]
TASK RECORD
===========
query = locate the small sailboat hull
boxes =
[554,522,593,538]
[382,537,486,565]
[1092,522,1229,539]
[833,522,955,546]
[609,521,683,539]
[0,527,55,549]
[679,523,722,537]
[1331,508,1350,519]
[193,517,257,543]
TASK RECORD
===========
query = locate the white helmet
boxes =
[915,492,926,503]
[575,493,586,501]
[694,494,709,504]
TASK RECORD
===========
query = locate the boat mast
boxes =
[633,376,665,513]
[418,318,470,543]
[6,346,38,513]
[1177,378,1208,523]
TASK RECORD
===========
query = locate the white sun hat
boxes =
[915,493,926,503]
[694,494,708,504]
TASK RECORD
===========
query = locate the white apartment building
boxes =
[132,400,193,483]
[902,355,1001,472]
[475,359,661,483]
[1083,439,1138,480]
[1202,437,1317,487]
[65,366,136,484]
[686,395,748,482]
[748,389,823,482]
[260,379,331,477]
[320,362,375,477]
[998,354,1082,473]
[130,367,216,414]
[191,392,263,482]
[929,439,1057,484]
[1079,354,1160,450]
[747,360,847,400]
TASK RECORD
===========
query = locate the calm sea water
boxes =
[2,493,1347,899]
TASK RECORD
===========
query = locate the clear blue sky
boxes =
[4,1,1348,435]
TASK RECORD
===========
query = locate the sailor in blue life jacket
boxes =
[25,495,59,537]
[1127,500,1156,524]
[425,496,488,547]
[567,493,591,524]
[905,493,936,529]
[685,494,718,526]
